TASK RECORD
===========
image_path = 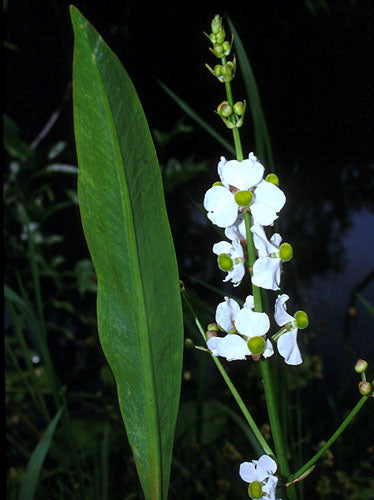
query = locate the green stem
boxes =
[244,192,297,500]
[290,392,371,482]
[182,293,273,457]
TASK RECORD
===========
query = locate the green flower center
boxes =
[294,310,309,329]
[279,242,293,262]
[234,190,253,207]
[248,481,263,499]
[218,253,233,271]
[247,336,266,355]
[212,181,224,187]
[265,173,279,186]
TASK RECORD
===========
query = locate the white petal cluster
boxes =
[203,153,306,367]
[239,455,278,500]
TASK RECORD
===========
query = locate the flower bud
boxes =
[184,338,194,350]
[212,43,224,58]
[211,14,222,34]
[222,40,231,56]
[355,359,368,373]
[234,190,253,207]
[234,101,245,116]
[247,336,266,355]
[294,310,309,329]
[216,29,226,44]
[265,173,279,186]
[217,101,233,118]
[207,323,218,332]
[248,480,263,499]
[358,381,372,396]
[279,242,293,262]
[218,253,234,271]
[214,64,222,76]
[221,61,235,81]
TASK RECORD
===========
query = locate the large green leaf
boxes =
[70,6,184,500]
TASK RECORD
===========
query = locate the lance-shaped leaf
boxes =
[71,6,183,499]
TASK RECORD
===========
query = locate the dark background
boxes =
[4,1,374,498]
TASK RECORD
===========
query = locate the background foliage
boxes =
[5,1,374,499]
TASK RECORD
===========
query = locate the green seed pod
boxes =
[358,381,372,396]
[355,359,368,373]
[265,173,279,186]
[294,310,309,329]
[247,336,266,355]
[217,101,232,118]
[279,242,293,262]
[211,14,222,34]
[248,480,263,499]
[218,253,234,271]
[234,190,253,207]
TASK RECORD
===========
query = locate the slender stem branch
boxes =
[182,293,274,457]
[290,393,371,481]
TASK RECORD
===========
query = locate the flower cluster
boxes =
[204,154,308,365]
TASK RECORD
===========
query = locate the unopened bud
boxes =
[211,43,224,58]
[222,40,231,56]
[184,338,194,350]
[355,359,368,373]
[207,323,218,332]
[216,29,226,44]
[358,381,372,396]
[214,64,222,76]
[217,101,232,118]
[294,310,309,329]
[233,101,245,116]
[211,14,222,34]
[265,173,279,186]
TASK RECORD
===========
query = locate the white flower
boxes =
[213,236,245,286]
[251,224,292,291]
[207,296,273,361]
[204,153,285,228]
[274,294,303,365]
[239,454,278,500]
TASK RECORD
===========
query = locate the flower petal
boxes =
[252,257,281,291]
[235,307,270,338]
[251,181,286,226]
[258,455,277,475]
[224,261,245,286]
[263,339,274,358]
[251,224,280,257]
[204,185,238,228]
[225,214,246,241]
[216,297,240,332]
[278,329,302,365]
[212,240,232,255]
[207,334,250,361]
[274,294,294,326]
[222,159,264,191]
[239,462,257,483]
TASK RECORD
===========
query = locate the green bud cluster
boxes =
[206,14,233,58]
[216,99,247,129]
[206,59,236,83]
